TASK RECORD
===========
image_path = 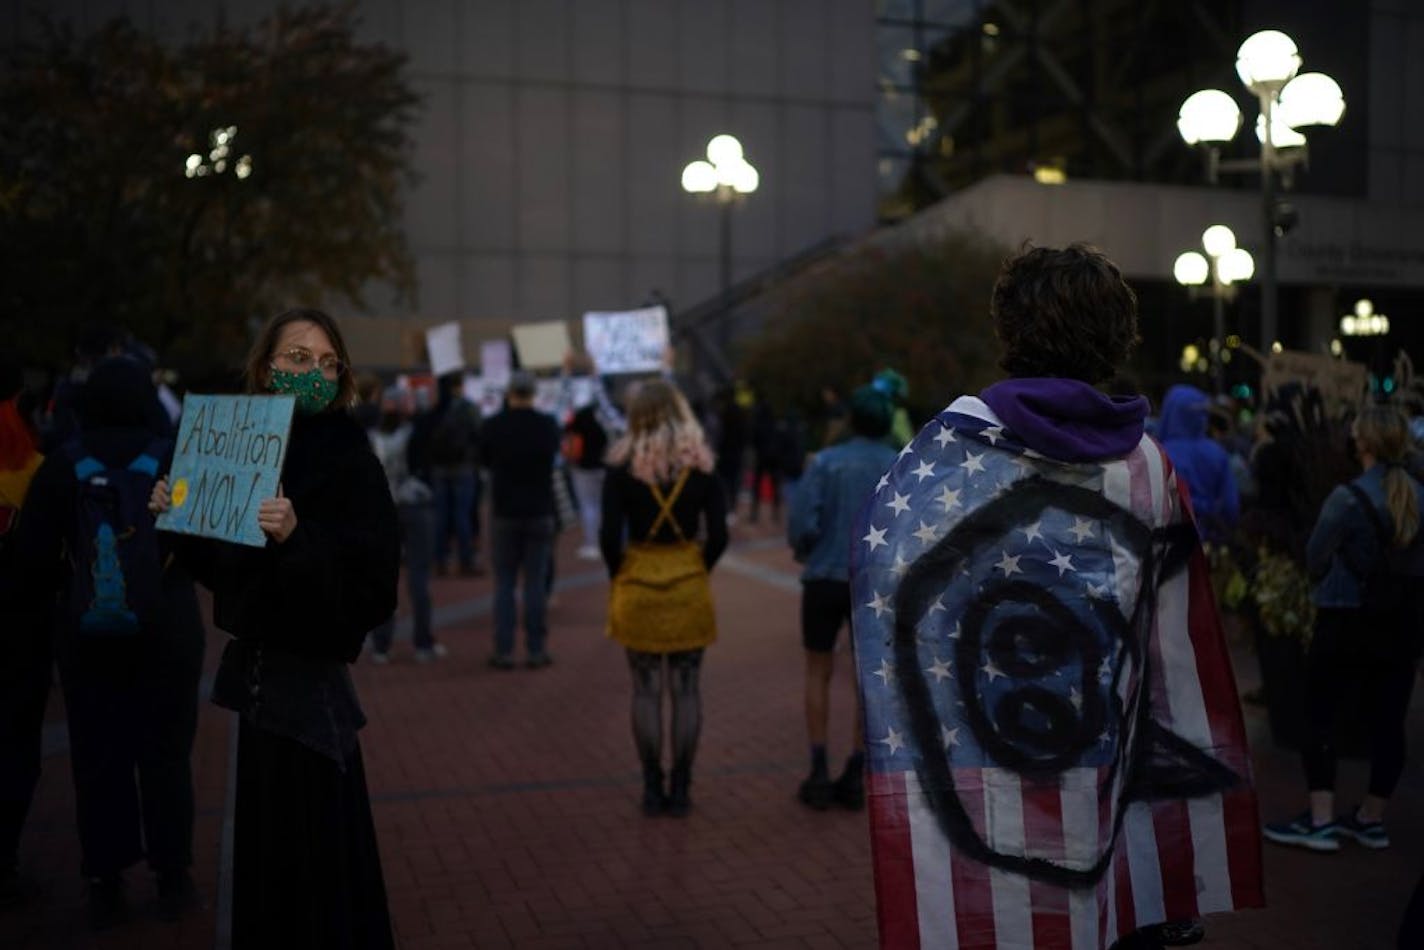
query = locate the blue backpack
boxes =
[64,439,169,636]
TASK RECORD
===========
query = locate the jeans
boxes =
[433,470,477,570]
[492,517,555,659]
[569,467,604,548]
[372,503,435,653]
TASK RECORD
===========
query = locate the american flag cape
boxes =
[850,396,1263,950]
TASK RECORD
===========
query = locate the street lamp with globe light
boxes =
[681,134,759,357]
[1177,30,1344,352]
[1174,224,1254,395]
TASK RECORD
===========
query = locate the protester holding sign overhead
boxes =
[148,308,399,950]
[6,356,204,928]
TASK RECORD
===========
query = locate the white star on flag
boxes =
[961,452,986,474]
[878,726,905,755]
[925,656,953,682]
[933,426,957,448]
[874,657,895,684]
[912,459,937,482]
[981,659,1006,681]
[995,551,1022,576]
[1070,686,1083,711]
[982,425,1004,445]
[885,492,911,517]
[1086,582,1110,600]
[1098,656,1113,683]
[1048,550,1076,576]
[866,591,892,618]
[937,485,961,510]
[1070,517,1096,542]
[876,473,890,492]
[863,525,888,551]
[928,597,947,614]
[947,621,961,638]
[913,520,939,545]
[889,554,910,579]
[941,725,961,748]
[1021,520,1044,543]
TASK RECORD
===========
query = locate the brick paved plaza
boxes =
[2,518,1421,949]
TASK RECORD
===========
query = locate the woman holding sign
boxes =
[150,309,399,950]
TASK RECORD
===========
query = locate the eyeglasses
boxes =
[272,347,346,379]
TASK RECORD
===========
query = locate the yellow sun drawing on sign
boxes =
[172,478,189,509]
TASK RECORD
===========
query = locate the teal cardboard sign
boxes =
[156,394,296,547]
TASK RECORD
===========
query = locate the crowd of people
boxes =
[1,243,1423,948]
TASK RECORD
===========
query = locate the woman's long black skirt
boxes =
[232,720,395,950]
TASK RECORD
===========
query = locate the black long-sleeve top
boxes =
[599,465,728,578]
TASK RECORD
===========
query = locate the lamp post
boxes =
[1174,224,1255,395]
[682,134,759,357]
[1177,30,1345,351]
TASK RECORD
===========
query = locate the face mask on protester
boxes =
[269,367,338,415]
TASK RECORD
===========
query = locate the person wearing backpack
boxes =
[1265,403,1424,854]
[149,308,399,949]
[420,372,483,576]
[7,356,205,928]
[0,356,47,909]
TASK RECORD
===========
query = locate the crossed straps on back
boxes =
[644,467,692,543]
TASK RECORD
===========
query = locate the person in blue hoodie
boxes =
[1156,384,1240,544]
[787,384,898,811]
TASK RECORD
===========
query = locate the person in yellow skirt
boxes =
[600,380,728,817]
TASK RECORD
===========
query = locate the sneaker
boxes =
[415,643,449,663]
[156,870,200,922]
[1336,808,1390,849]
[832,770,865,811]
[370,651,390,665]
[525,652,553,669]
[487,654,516,671]
[576,545,601,561]
[1263,811,1340,852]
[798,773,833,810]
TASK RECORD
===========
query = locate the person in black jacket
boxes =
[8,357,205,928]
[480,371,562,669]
[601,380,728,817]
[148,309,399,950]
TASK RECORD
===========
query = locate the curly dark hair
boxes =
[990,243,1140,383]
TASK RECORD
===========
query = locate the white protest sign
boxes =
[461,375,483,406]
[510,320,572,371]
[534,379,565,417]
[480,339,512,388]
[582,306,669,374]
[425,322,465,377]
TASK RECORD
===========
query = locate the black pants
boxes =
[54,583,204,877]
[1302,607,1417,797]
[233,722,393,950]
[0,608,53,869]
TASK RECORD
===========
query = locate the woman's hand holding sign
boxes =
[149,477,171,515]
[258,485,298,544]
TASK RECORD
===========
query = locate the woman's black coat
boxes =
[175,408,398,764]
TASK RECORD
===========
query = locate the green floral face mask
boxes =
[269,367,338,414]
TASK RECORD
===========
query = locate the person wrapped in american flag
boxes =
[850,245,1263,950]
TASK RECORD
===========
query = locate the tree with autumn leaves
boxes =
[0,5,419,373]
[739,230,1011,426]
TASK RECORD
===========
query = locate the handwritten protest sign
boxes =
[425,322,465,377]
[510,320,572,371]
[582,306,669,374]
[157,395,295,547]
[1260,349,1367,410]
[480,339,512,388]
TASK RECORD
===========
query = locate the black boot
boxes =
[87,873,128,931]
[641,764,667,817]
[667,766,692,818]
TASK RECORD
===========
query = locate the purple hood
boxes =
[980,378,1148,463]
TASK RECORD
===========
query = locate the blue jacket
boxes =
[1157,385,1238,542]
[788,436,898,583]
[1307,464,1424,608]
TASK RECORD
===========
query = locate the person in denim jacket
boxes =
[1266,403,1424,857]
[787,385,897,810]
